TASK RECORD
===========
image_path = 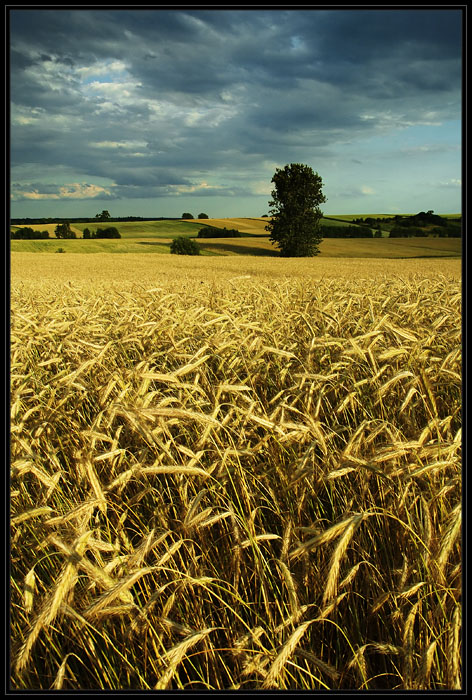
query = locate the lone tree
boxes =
[265,163,326,257]
[95,210,111,221]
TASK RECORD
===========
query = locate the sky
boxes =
[9,8,463,219]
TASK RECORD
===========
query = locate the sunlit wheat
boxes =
[11,265,461,690]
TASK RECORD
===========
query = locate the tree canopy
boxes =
[95,227,121,239]
[265,163,326,257]
[55,222,76,239]
[11,227,49,240]
[197,226,241,238]
[95,210,111,221]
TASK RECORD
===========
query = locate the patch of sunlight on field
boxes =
[10,239,173,254]
[92,220,200,238]
[11,251,461,287]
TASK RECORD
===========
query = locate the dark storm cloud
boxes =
[9,8,462,203]
[12,8,460,99]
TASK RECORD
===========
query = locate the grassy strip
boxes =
[10,236,461,258]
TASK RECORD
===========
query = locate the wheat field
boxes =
[10,254,461,690]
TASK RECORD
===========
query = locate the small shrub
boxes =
[170,237,201,255]
[55,248,66,253]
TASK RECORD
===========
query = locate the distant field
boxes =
[319,217,361,227]
[11,235,461,259]
[10,218,269,240]
[322,213,461,220]
[10,217,359,240]
[185,217,271,235]
[74,220,200,238]
[11,220,202,240]
[10,238,187,255]
[11,215,461,241]
[324,214,404,222]
[186,236,461,258]
[196,237,461,258]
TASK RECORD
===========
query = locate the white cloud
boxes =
[438,178,461,187]
[168,181,216,194]
[58,183,113,199]
[12,183,114,201]
[76,60,128,80]
[92,140,148,150]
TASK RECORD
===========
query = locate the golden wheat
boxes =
[10,263,461,690]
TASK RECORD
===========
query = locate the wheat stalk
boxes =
[262,619,314,688]
[154,628,216,689]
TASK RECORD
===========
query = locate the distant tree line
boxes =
[94,227,121,239]
[11,227,49,239]
[389,227,428,238]
[395,211,450,228]
[389,227,460,238]
[320,225,374,238]
[353,211,461,235]
[352,216,396,226]
[197,226,242,238]
[82,226,121,239]
[12,223,121,240]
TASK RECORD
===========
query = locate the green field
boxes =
[9,238,197,255]
[9,215,461,259]
[10,216,378,237]
[11,214,461,243]
[325,214,405,221]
